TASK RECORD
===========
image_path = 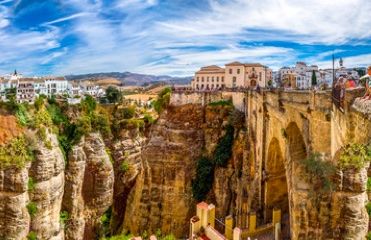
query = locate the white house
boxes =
[45,77,69,96]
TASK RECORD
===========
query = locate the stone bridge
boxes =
[171,88,371,240]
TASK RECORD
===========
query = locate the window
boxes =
[202,77,204,82]
[237,69,240,74]
[233,76,237,82]
[259,72,262,81]
[216,77,219,81]
[207,77,209,81]
[229,69,232,74]
[212,77,214,82]
[197,77,199,81]
[222,77,224,82]
[252,67,255,71]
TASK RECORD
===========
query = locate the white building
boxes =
[45,77,69,96]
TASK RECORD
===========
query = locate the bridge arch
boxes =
[263,137,289,238]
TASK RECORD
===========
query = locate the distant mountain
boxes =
[65,72,192,86]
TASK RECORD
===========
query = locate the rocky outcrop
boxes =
[123,104,205,237]
[0,131,65,240]
[29,132,65,240]
[0,167,30,239]
[111,130,146,234]
[63,133,114,240]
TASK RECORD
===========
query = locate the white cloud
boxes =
[157,0,371,44]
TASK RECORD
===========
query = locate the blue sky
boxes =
[0,0,370,76]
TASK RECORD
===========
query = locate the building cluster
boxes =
[190,62,273,90]
[190,58,364,91]
[0,71,104,103]
[276,58,361,89]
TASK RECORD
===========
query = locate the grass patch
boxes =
[28,177,36,192]
[27,231,37,240]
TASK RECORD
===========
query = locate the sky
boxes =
[0,0,370,76]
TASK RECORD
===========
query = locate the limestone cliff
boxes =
[122,104,205,237]
[0,130,65,240]
[63,133,114,240]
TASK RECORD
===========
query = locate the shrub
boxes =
[339,143,371,170]
[60,210,69,226]
[27,202,38,217]
[100,207,112,238]
[366,202,371,216]
[367,177,371,192]
[15,104,30,126]
[81,95,97,114]
[28,177,36,192]
[91,112,112,137]
[27,231,37,240]
[0,136,34,169]
[214,125,234,167]
[303,153,336,192]
[192,157,214,201]
[367,232,371,240]
[143,114,155,124]
[208,99,232,107]
[120,161,130,172]
[106,86,122,104]
[120,106,136,119]
[34,95,46,110]
[152,87,171,113]
[33,107,53,129]
[47,103,67,126]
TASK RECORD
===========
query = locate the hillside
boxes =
[65,72,192,86]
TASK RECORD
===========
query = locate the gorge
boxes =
[0,88,370,240]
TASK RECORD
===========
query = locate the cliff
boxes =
[63,133,114,240]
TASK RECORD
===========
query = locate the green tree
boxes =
[311,70,317,87]
[192,157,214,201]
[106,86,122,103]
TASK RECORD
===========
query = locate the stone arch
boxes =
[263,137,289,237]
[285,122,308,240]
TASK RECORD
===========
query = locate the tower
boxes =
[339,57,343,68]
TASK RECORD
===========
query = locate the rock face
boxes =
[123,105,205,237]
[0,131,65,240]
[110,129,146,234]
[0,167,30,239]
[29,132,65,240]
[63,133,114,240]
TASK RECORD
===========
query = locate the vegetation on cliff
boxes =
[0,135,34,169]
[338,143,371,170]
[152,87,171,113]
[302,153,336,192]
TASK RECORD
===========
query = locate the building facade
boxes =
[191,62,272,90]
[17,79,35,103]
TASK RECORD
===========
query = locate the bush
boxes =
[120,161,130,172]
[0,136,34,169]
[339,143,371,170]
[152,87,171,113]
[27,231,37,240]
[15,104,30,126]
[366,202,371,216]
[47,103,67,126]
[33,107,53,129]
[27,202,38,217]
[208,99,232,107]
[303,153,336,192]
[106,86,122,104]
[81,95,97,114]
[60,210,69,226]
[119,106,136,119]
[367,232,371,240]
[192,157,214,201]
[367,177,371,192]
[213,125,234,167]
[28,177,36,192]
[143,114,155,124]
